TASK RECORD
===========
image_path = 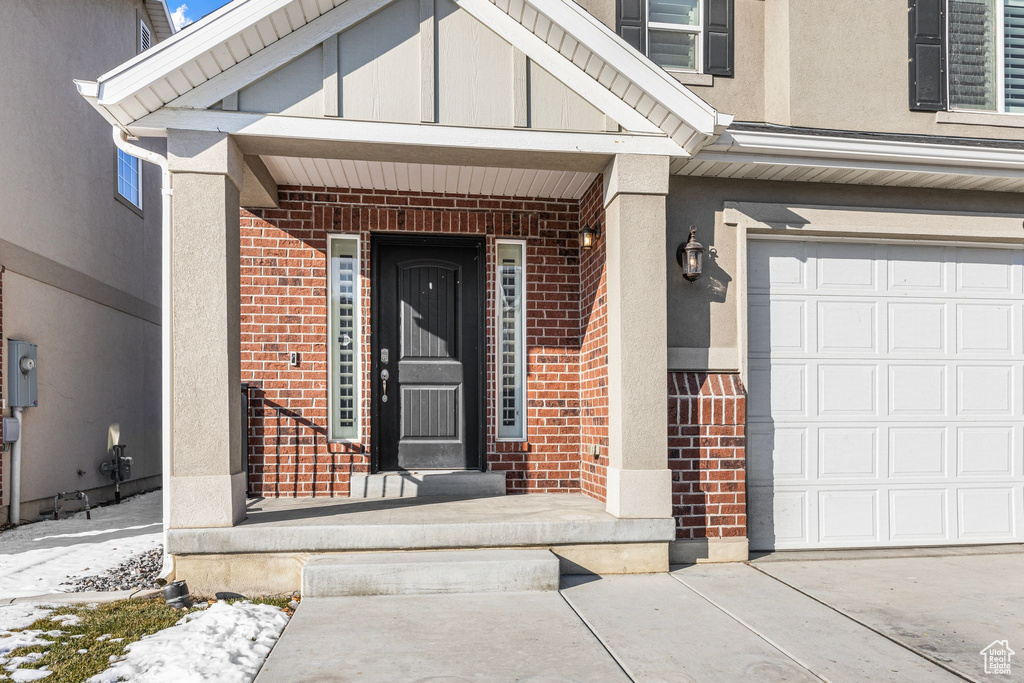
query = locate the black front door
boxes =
[372,235,485,471]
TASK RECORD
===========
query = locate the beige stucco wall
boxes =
[666,176,1024,371]
[0,0,163,517]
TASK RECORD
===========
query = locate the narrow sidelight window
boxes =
[329,236,361,441]
[496,241,526,441]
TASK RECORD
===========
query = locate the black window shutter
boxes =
[617,0,646,53]
[908,0,947,110]
[704,0,734,77]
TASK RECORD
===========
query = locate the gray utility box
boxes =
[8,340,38,407]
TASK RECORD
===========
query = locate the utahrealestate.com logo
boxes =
[980,640,1014,676]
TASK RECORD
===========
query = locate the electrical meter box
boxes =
[8,340,38,408]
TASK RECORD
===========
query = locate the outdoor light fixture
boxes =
[580,222,600,250]
[676,226,704,282]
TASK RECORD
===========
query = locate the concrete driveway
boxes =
[257,547,1023,682]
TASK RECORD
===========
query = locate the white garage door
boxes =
[747,240,1024,550]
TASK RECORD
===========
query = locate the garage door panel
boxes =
[818,428,878,479]
[888,302,946,354]
[818,490,879,543]
[817,301,877,353]
[957,304,1014,354]
[889,427,947,478]
[957,426,1015,477]
[888,364,947,416]
[816,243,878,291]
[748,239,1024,550]
[818,364,877,416]
[956,365,1014,416]
[889,489,948,541]
[958,487,1015,539]
[888,245,947,292]
[955,248,1015,294]
[748,424,807,484]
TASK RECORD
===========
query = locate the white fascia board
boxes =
[97,0,304,106]
[709,130,1024,172]
[530,0,719,136]
[130,109,686,156]
[456,0,661,134]
[75,80,133,132]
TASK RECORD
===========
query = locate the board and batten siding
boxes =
[218,0,607,132]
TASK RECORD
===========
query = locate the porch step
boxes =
[302,549,560,597]
[348,471,506,498]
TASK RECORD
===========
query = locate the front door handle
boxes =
[380,369,390,403]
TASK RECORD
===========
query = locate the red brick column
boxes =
[668,372,746,540]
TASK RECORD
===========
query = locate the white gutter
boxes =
[111,128,175,582]
[704,129,1024,172]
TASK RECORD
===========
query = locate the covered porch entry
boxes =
[76,0,729,593]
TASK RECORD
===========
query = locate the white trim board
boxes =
[131,109,688,159]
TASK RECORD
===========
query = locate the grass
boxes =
[3,596,294,683]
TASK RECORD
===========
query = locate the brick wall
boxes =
[241,186,592,496]
[668,372,747,539]
[578,178,608,501]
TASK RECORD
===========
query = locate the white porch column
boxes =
[167,130,246,528]
[603,154,673,519]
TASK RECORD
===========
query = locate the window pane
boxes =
[330,238,360,440]
[497,242,525,440]
[117,149,141,208]
[649,30,697,70]
[1006,0,1024,112]
[949,0,997,111]
[649,0,699,26]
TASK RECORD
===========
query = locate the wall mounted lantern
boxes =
[676,226,704,282]
[580,222,600,250]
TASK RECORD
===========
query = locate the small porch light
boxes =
[676,226,704,282]
[580,222,600,250]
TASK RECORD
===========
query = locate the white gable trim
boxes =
[80,0,725,153]
[168,0,393,111]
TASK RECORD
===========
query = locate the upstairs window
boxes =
[948,0,1024,113]
[116,149,141,210]
[648,0,702,71]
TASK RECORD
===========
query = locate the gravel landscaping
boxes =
[65,548,164,593]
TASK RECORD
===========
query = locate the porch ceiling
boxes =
[262,155,598,199]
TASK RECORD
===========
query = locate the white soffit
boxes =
[146,0,176,41]
[78,0,724,153]
[262,156,598,199]
[673,129,1024,193]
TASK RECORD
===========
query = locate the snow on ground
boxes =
[0,625,62,681]
[86,601,289,683]
[0,492,161,599]
[0,606,52,633]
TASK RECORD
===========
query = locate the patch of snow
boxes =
[10,667,51,682]
[95,634,111,642]
[0,606,51,633]
[0,630,56,682]
[87,601,289,683]
[48,615,79,627]
[77,649,88,654]
[0,492,161,599]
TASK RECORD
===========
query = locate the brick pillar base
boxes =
[668,372,748,563]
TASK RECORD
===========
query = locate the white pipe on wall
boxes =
[10,406,23,525]
[111,128,174,581]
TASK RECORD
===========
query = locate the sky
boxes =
[168,1,233,30]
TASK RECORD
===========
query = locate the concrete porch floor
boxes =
[167,494,675,555]
[256,548,1024,681]
[168,494,676,593]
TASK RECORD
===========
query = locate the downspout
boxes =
[111,128,174,582]
[10,407,23,525]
